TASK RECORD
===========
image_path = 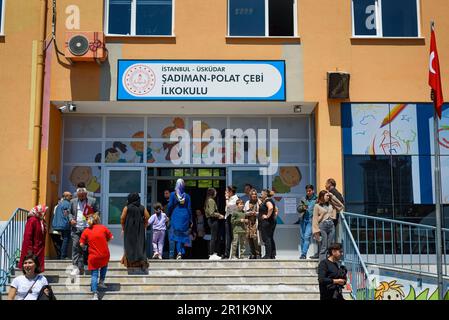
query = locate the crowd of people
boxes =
[9,177,347,300]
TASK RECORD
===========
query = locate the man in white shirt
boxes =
[224,185,239,259]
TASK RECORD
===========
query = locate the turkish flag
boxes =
[429,23,444,119]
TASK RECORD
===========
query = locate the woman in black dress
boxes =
[120,193,150,270]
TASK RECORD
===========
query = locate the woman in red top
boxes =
[80,213,113,300]
[19,205,48,272]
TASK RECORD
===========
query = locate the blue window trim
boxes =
[351,0,421,38]
[227,0,298,37]
[105,0,174,37]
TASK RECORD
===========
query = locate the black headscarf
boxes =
[127,193,140,206]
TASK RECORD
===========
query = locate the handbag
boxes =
[37,285,56,300]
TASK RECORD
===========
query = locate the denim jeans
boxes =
[60,229,71,259]
[91,266,108,293]
[318,219,336,261]
[167,226,174,258]
[176,241,185,256]
[300,219,312,257]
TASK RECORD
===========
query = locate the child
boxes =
[230,199,248,259]
[148,202,169,259]
[80,213,113,300]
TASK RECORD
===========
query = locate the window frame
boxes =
[0,0,5,36]
[227,0,299,38]
[351,0,421,39]
[104,0,175,37]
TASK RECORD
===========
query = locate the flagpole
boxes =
[433,93,444,300]
[431,20,444,301]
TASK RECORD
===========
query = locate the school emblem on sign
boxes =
[123,64,156,96]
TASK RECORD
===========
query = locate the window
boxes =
[0,0,4,35]
[352,0,420,38]
[106,0,173,36]
[228,0,297,37]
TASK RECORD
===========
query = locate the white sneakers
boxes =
[176,253,182,260]
[208,253,221,260]
[92,293,99,300]
[70,267,79,277]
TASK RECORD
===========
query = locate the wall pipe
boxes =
[31,0,48,206]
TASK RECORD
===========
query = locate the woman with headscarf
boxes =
[167,179,192,260]
[19,205,48,272]
[120,193,150,270]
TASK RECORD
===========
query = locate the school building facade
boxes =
[1,0,449,255]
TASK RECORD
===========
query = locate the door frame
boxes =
[102,166,147,228]
[227,166,269,197]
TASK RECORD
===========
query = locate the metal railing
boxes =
[340,213,374,300]
[0,208,28,294]
[343,212,449,276]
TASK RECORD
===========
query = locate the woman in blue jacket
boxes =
[167,179,192,260]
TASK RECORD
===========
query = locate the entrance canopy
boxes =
[52,101,317,115]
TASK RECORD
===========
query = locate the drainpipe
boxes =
[31,0,48,206]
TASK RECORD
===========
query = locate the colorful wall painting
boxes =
[344,266,449,300]
[342,103,449,204]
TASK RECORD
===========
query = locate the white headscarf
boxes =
[175,179,186,204]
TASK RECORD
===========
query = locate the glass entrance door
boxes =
[227,167,268,196]
[104,167,146,227]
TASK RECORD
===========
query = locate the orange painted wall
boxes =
[49,0,297,101]
[0,0,43,219]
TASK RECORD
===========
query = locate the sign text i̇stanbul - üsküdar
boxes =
[117,60,286,101]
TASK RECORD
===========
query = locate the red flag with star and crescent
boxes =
[429,23,444,119]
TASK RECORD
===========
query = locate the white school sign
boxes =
[117,60,286,101]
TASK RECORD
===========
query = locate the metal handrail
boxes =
[0,208,28,295]
[340,212,374,300]
[343,211,449,232]
[343,211,449,277]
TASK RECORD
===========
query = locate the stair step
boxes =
[44,260,318,269]
[3,259,320,300]
[47,283,319,293]
[41,275,318,285]
[2,292,320,300]
[22,268,317,277]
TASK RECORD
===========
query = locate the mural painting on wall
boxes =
[374,280,449,300]
[271,166,302,225]
[69,166,101,193]
[131,131,157,163]
[162,117,185,161]
[94,133,161,164]
[351,104,418,155]
[272,166,302,194]
[346,103,449,204]
[344,275,449,300]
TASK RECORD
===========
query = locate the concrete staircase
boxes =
[4,259,320,300]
